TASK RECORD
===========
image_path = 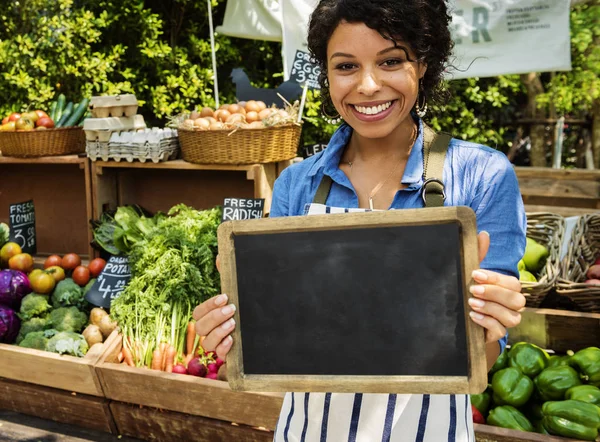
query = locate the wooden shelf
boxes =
[0,155,86,166]
[94,159,258,172]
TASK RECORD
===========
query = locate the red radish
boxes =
[471,404,485,424]
[187,357,207,377]
[206,372,218,380]
[216,357,225,368]
[172,364,188,375]
[207,363,219,374]
[587,265,600,280]
[585,279,600,285]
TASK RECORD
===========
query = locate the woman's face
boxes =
[326,22,426,139]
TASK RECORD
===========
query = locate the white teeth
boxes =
[354,101,392,115]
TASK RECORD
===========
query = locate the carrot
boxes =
[117,350,124,363]
[184,352,194,367]
[151,348,163,370]
[159,342,168,371]
[122,346,135,367]
[165,345,177,373]
[186,321,196,356]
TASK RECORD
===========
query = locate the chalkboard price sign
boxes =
[85,256,131,308]
[8,200,36,254]
[290,50,321,90]
[222,198,265,222]
[303,143,327,159]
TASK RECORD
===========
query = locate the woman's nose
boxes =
[357,71,381,95]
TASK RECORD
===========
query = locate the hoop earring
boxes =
[415,81,428,118]
[322,103,343,125]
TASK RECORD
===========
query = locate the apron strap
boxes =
[311,124,452,207]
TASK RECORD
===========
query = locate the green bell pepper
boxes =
[487,405,534,432]
[492,367,534,407]
[533,419,550,435]
[490,350,508,375]
[508,342,549,377]
[565,385,600,406]
[570,347,600,387]
[470,389,491,416]
[542,400,600,441]
[548,351,574,368]
[534,366,582,401]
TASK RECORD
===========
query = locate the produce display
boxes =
[518,237,549,283]
[0,94,89,132]
[471,342,600,440]
[584,254,600,285]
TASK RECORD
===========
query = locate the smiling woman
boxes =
[192,1,527,441]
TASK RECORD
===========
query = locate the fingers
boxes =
[472,269,522,294]
[192,293,237,361]
[193,294,229,322]
[215,336,233,361]
[469,283,526,312]
[468,297,522,329]
[469,310,507,344]
[477,231,490,264]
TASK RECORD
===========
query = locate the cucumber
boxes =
[56,101,73,128]
[64,98,89,127]
[49,101,58,122]
[78,109,92,126]
[54,94,66,122]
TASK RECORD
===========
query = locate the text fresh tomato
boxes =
[45,265,66,283]
[62,253,81,271]
[88,258,106,278]
[72,266,90,286]
[30,271,56,294]
[44,255,63,269]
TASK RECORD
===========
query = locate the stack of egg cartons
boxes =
[85,95,179,163]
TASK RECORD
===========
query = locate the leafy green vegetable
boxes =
[46,331,89,357]
[111,204,221,367]
[49,306,88,333]
[51,278,89,311]
[16,316,51,344]
[19,293,52,321]
[0,223,9,246]
[19,331,50,350]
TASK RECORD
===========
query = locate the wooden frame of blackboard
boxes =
[217,206,487,394]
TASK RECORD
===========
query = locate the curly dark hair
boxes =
[307,0,453,110]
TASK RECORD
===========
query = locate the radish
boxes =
[216,357,225,368]
[207,362,219,374]
[206,372,218,380]
[187,357,207,377]
[172,364,188,375]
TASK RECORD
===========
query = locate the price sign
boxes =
[222,198,265,222]
[290,50,321,90]
[8,200,36,254]
[303,143,327,159]
[85,256,131,308]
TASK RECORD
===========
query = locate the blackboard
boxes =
[222,198,264,222]
[8,200,36,254]
[289,50,321,90]
[302,143,327,159]
[85,255,131,309]
[217,207,487,394]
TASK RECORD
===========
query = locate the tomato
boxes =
[45,265,66,283]
[8,113,21,122]
[15,117,34,131]
[35,110,49,119]
[0,242,22,265]
[36,117,55,129]
[62,253,82,271]
[30,271,56,294]
[88,258,107,278]
[8,253,34,273]
[44,254,63,269]
[72,266,91,286]
[28,269,43,280]
[1,117,7,125]
[21,111,39,123]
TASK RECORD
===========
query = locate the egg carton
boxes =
[89,94,139,118]
[86,128,180,163]
[84,115,146,141]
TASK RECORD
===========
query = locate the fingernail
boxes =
[221,304,236,315]
[223,336,233,346]
[222,318,235,330]
[480,231,490,238]
[469,298,485,308]
[472,270,488,281]
[470,285,485,295]
[215,294,228,306]
[470,311,485,321]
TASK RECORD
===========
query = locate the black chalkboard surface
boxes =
[218,207,487,394]
[85,256,131,309]
[8,200,36,254]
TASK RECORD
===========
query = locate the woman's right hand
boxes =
[192,294,236,361]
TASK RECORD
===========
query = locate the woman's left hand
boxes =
[468,231,526,344]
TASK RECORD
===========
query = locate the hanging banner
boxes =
[217,0,571,80]
[215,0,282,42]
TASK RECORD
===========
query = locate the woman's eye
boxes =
[335,63,356,71]
[382,59,404,67]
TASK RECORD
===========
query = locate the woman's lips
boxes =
[349,100,397,122]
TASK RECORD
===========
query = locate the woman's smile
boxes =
[349,99,399,122]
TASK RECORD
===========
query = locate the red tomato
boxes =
[88,258,107,278]
[8,113,21,122]
[471,404,485,424]
[1,117,7,125]
[8,253,34,274]
[36,117,55,129]
[72,265,91,286]
[35,110,49,119]
[62,253,81,271]
[44,254,63,269]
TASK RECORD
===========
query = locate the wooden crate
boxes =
[95,332,284,431]
[0,378,116,434]
[0,155,94,258]
[475,423,582,442]
[0,330,118,397]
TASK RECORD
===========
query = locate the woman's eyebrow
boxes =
[330,46,410,61]
[330,52,355,60]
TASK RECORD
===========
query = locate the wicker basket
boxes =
[178,124,302,165]
[0,127,86,157]
[522,212,566,307]
[556,213,600,312]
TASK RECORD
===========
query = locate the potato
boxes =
[89,307,108,327]
[98,314,118,339]
[82,324,104,347]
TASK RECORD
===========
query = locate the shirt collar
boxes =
[307,117,425,187]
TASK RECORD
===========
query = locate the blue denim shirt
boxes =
[270,119,527,353]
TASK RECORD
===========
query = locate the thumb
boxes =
[477,231,490,264]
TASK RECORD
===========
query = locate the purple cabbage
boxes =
[0,306,21,344]
[0,269,32,310]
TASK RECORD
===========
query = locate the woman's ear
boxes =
[418,63,428,79]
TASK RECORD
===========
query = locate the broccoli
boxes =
[15,316,51,344]
[19,331,50,350]
[19,293,52,321]
[48,306,88,333]
[51,278,89,311]
[0,223,9,246]
[45,331,89,357]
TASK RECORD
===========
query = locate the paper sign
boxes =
[8,200,36,254]
[85,256,131,308]
[222,198,265,222]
